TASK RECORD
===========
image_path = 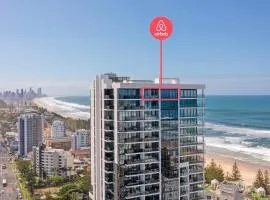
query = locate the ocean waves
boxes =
[205,122,270,137]
[33,97,90,120]
[205,122,270,164]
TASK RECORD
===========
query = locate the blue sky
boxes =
[0,0,269,96]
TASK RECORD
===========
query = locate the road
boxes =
[0,136,18,200]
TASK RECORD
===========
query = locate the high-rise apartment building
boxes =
[71,129,90,150]
[51,120,65,138]
[89,73,205,200]
[18,110,43,157]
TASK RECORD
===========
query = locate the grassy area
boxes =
[35,186,60,194]
[251,192,268,200]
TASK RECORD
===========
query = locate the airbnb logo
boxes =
[156,20,167,32]
[150,16,173,41]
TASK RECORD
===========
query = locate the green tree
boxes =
[78,171,90,194]
[263,170,270,194]
[253,169,264,189]
[230,161,241,181]
[58,183,78,196]
[224,171,231,181]
[205,159,224,183]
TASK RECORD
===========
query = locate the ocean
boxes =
[53,95,270,166]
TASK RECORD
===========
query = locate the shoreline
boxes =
[33,97,90,120]
[206,152,270,185]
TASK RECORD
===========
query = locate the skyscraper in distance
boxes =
[89,73,205,200]
[18,110,43,157]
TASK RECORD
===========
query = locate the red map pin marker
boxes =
[150,16,173,40]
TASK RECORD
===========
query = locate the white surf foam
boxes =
[33,97,90,120]
[205,122,270,137]
[205,136,270,163]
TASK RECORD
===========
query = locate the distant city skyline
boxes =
[0,0,270,96]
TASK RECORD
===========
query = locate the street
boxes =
[0,136,18,200]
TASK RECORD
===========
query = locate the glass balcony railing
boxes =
[190,175,204,183]
[181,150,204,156]
[125,178,159,187]
[125,158,159,165]
[189,167,204,174]
[125,149,144,154]
[104,105,114,109]
[104,126,114,131]
[145,186,159,195]
[144,147,159,152]
[180,141,204,146]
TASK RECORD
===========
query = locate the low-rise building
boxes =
[44,137,71,151]
[70,148,89,159]
[33,145,73,178]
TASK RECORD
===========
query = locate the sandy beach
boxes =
[206,152,270,185]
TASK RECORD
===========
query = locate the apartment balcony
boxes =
[104,105,114,110]
[189,166,204,174]
[180,189,189,196]
[144,116,159,120]
[180,177,189,185]
[145,178,159,185]
[119,126,142,132]
[104,115,114,120]
[119,137,143,143]
[124,167,159,176]
[105,136,114,142]
[105,153,114,162]
[189,175,204,183]
[126,190,145,199]
[105,143,114,152]
[144,126,159,131]
[121,116,145,121]
[180,150,204,156]
[125,149,144,154]
[104,126,114,131]
[180,169,188,177]
[104,94,114,99]
[145,186,159,195]
[145,136,159,142]
[125,178,159,187]
[118,105,144,110]
[105,165,114,172]
[144,147,159,153]
[125,158,159,166]
[105,191,114,200]
[180,94,205,99]
[180,141,204,147]
[105,173,114,183]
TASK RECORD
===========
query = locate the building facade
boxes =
[33,145,73,178]
[71,129,90,150]
[89,73,205,200]
[51,120,65,138]
[18,110,43,157]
